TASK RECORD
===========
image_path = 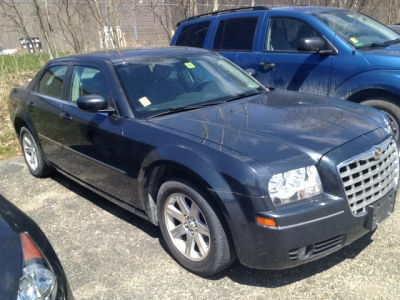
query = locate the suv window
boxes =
[266,18,321,52]
[213,17,258,51]
[38,65,67,99]
[176,21,211,48]
[70,66,107,102]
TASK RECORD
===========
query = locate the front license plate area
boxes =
[365,190,396,230]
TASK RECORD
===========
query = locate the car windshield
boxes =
[314,10,400,48]
[115,53,263,118]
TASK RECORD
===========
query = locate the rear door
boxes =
[255,16,333,95]
[28,64,69,166]
[211,12,266,71]
[59,62,139,206]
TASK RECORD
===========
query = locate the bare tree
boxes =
[32,0,58,58]
[0,0,31,40]
[54,0,87,53]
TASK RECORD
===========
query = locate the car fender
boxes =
[137,143,271,259]
[12,100,39,143]
[333,69,400,100]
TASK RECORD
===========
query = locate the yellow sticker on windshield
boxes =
[139,96,151,107]
[350,37,359,44]
[184,62,196,69]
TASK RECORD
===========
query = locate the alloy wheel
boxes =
[22,134,38,171]
[164,193,210,261]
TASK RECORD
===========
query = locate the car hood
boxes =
[0,215,21,299]
[148,90,385,172]
[363,44,400,68]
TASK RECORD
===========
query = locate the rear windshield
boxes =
[115,53,262,118]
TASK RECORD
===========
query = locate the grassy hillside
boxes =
[0,53,52,160]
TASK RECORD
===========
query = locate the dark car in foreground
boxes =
[172,6,400,143]
[0,194,72,299]
[9,47,399,276]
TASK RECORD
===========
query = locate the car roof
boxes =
[52,46,212,64]
[178,5,351,25]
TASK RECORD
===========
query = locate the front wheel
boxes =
[361,99,400,143]
[157,180,234,276]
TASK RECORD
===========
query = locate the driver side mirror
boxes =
[77,95,114,113]
[297,37,333,55]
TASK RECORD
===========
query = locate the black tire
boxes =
[157,180,234,276]
[361,99,400,143]
[19,127,52,177]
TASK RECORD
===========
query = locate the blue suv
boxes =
[171,6,400,143]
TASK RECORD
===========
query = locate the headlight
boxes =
[382,113,393,135]
[17,233,57,300]
[268,166,323,206]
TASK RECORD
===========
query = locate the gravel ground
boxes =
[0,157,399,299]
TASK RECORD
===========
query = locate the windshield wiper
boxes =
[357,38,400,48]
[147,90,263,118]
[220,90,263,103]
[147,102,222,118]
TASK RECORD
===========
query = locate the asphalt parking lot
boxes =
[1,157,400,299]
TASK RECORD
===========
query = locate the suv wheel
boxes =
[361,99,400,143]
[157,180,234,276]
[20,127,51,177]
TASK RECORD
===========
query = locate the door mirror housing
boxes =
[297,37,333,55]
[77,95,113,113]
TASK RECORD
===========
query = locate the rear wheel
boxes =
[19,127,51,177]
[361,99,400,143]
[157,180,234,276]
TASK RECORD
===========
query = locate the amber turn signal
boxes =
[20,233,43,262]
[256,216,277,227]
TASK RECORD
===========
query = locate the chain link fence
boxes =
[1,0,399,54]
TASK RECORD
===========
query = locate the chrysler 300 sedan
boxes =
[9,47,399,276]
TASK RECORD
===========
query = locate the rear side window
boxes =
[176,21,211,48]
[213,17,258,51]
[70,66,108,102]
[38,65,67,99]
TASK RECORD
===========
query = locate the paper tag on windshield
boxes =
[184,62,196,69]
[350,37,359,44]
[139,96,151,107]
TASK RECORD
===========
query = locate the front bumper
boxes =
[238,188,396,270]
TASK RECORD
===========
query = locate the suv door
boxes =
[255,16,334,95]
[29,64,69,166]
[212,13,266,72]
[59,63,139,206]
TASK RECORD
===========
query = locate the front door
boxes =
[58,64,139,207]
[255,17,333,96]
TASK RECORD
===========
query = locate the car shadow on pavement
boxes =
[50,172,374,288]
[50,172,160,239]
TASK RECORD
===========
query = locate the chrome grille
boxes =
[338,138,399,216]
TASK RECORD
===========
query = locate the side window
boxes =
[213,17,258,51]
[176,21,211,48]
[70,66,108,103]
[266,18,322,52]
[38,65,67,99]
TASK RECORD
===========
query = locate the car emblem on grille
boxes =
[375,147,382,158]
